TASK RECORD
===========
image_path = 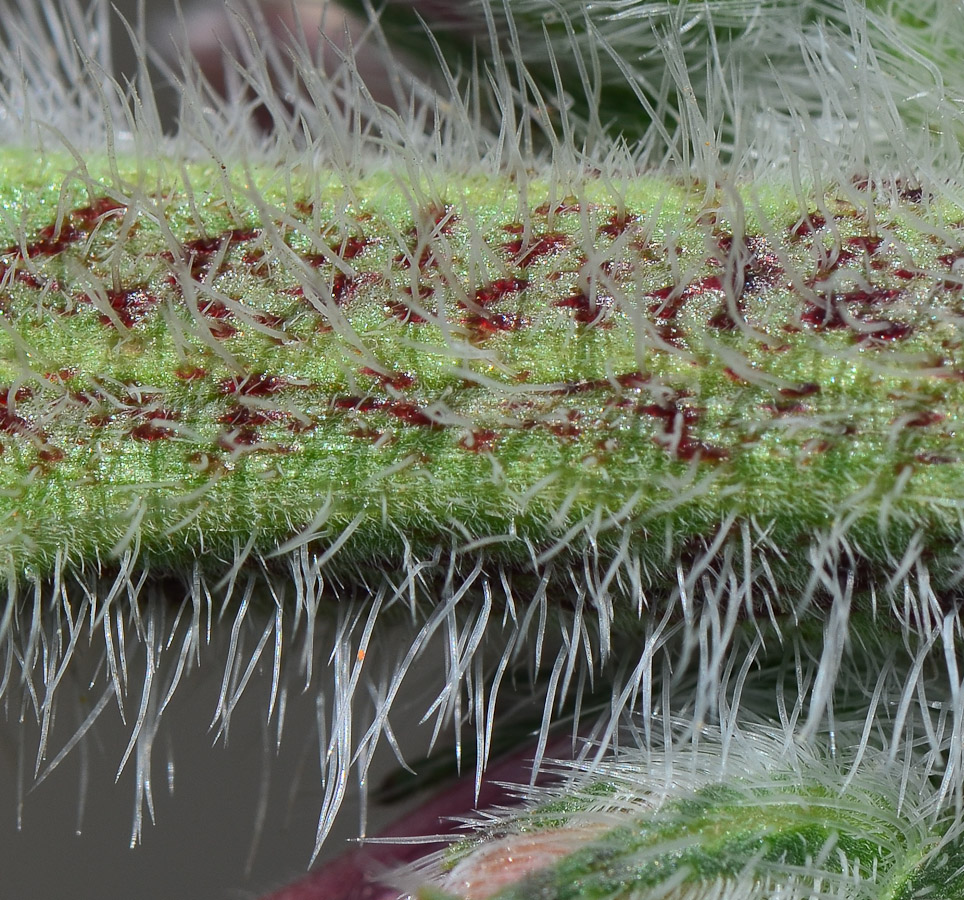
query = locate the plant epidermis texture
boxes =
[1,154,964,593]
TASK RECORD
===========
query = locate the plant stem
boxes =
[2,152,963,602]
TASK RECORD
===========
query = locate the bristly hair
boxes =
[1,0,964,888]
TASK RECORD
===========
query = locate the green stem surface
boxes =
[1,153,962,599]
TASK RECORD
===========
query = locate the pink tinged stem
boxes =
[259,735,575,900]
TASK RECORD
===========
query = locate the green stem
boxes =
[1,152,963,603]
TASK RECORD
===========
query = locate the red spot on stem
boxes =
[130,411,179,441]
[460,429,499,452]
[501,233,569,266]
[386,402,438,428]
[220,374,287,396]
[473,278,527,306]
[779,383,821,398]
[553,293,611,326]
[790,213,826,237]
[97,288,161,328]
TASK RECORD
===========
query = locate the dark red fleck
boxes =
[422,204,457,234]
[502,233,569,266]
[634,398,725,462]
[0,263,48,289]
[847,236,884,254]
[184,236,223,255]
[175,364,206,381]
[0,386,33,405]
[649,275,725,319]
[899,183,924,202]
[303,252,328,268]
[25,223,83,257]
[637,402,698,427]
[393,244,437,271]
[333,270,379,303]
[802,285,904,334]
[334,396,386,412]
[840,287,902,304]
[210,320,237,339]
[938,249,964,267]
[460,429,499,452]
[44,368,76,384]
[465,312,528,336]
[472,278,528,306]
[535,200,580,216]
[787,439,833,465]
[598,211,637,238]
[198,299,232,319]
[779,383,821,398]
[801,301,844,329]
[218,427,261,449]
[553,293,611,326]
[917,451,956,464]
[348,425,383,441]
[550,422,582,439]
[218,405,288,426]
[550,377,608,395]
[722,235,784,293]
[696,275,724,293]
[254,313,287,330]
[131,411,179,441]
[656,324,685,348]
[853,177,925,203]
[331,272,356,303]
[386,402,438,428]
[94,288,161,328]
[220,373,287,396]
[339,235,371,260]
[790,213,826,237]
[360,367,416,390]
[762,400,807,415]
[901,411,944,427]
[676,440,728,462]
[71,197,126,225]
[0,409,29,435]
[228,228,260,243]
[708,307,739,330]
[385,301,428,324]
[617,372,650,390]
[37,446,65,463]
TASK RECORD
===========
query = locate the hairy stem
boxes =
[1,153,962,601]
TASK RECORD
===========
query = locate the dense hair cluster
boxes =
[2,1,964,897]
